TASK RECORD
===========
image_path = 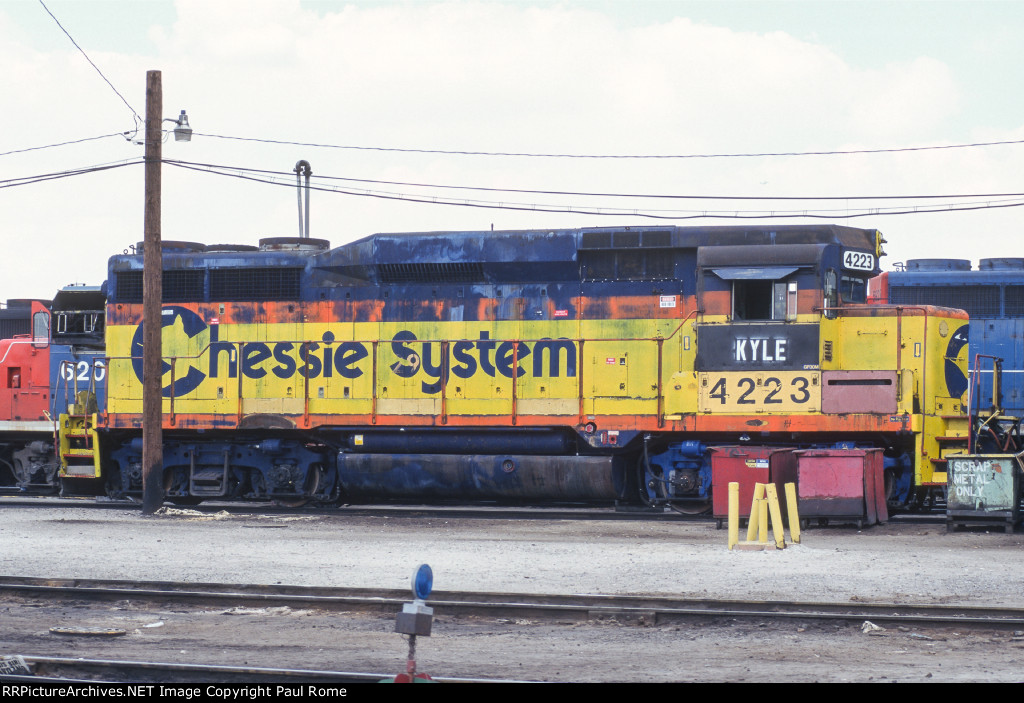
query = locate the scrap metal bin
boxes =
[793,448,887,528]
[946,454,1021,534]
[711,446,797,526]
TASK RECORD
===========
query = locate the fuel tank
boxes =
[337,453,626,502]
[346,429,575,455]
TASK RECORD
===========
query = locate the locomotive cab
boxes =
[697,240,878,323]
[0,300,55,492]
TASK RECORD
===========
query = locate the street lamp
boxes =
[168,110,192,142]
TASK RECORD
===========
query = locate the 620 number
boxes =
[61,359,106,383]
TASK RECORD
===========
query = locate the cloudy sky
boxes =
[2,0,1023,299]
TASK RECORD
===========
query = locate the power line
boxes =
[6,155,1020,220]
[164,160,1024,221]
[5,153,1021,220]
[193,131,1024,160]
[0,159,141,189]
[38,0,142,133]
[0,133,130,158]
[164,159,1024,203]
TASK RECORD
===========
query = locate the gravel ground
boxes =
[3,499,1024,682]
[2,499,1023,605]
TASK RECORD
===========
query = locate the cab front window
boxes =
[841,275,867,303]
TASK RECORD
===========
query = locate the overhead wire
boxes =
[163,159,1024,220]
[0,159,141,190]
[37,0,142,135]
[6,127,1024,220]
[192,131,1024,160]
[165,159,1024,202]
[0,133,131,158]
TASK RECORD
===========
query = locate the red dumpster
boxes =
[711,446,797,523]
[793,448,887,527]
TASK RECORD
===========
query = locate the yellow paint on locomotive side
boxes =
[821,310,968,485]
[104,304,968,490]
[819,316,900,371]
[105,316,685,418]
[822,312,968,406]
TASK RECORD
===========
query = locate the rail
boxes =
[3,576,1023,630]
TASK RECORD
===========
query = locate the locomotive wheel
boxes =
[168,496,204,506]
[159,470,202,506]
[636,454,711,514]
[272,463,323,508]
[273,497,311,508]
[668,499,712,516]
[636,454,664,507]
[10,457,26,487]
[0,458,15,487]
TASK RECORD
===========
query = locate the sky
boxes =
[2,0,1024,300]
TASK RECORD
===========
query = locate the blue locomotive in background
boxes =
[870,258,1024,418]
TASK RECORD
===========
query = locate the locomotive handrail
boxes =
[827,303,968,317]
[968,353,1003,455]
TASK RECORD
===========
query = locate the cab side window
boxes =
[824,269,839,319]
[733,279,798,321]
[32,311,49,348]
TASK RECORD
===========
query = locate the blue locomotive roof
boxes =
[106,224,882,304]
[885,258,1024,320]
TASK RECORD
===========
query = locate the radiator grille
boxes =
[114,270,204,303]
[581,250,674,280]
[889,284,1000,318]
[209,268,301,301]
[378,262,484,284]
[1004,286,1024,317]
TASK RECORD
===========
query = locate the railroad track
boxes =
[0,495,948,524]
[0,655,530,684]
[0,495,698,521]
[1,576,1019,630]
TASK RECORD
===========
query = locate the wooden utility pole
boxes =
[142,70,164,514]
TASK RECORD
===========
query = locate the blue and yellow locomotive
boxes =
[57,224,968,509]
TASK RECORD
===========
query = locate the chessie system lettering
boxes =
[130,307,576,397]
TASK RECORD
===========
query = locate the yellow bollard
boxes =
[785,482,801,544]
[728,482,739,550]
[765,484,785,549]
[746,483,766,543]
[757,497,768,544]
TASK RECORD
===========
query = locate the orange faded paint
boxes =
[104,408,896,436]
[474,298,500,321]
[107,299,392,327]
[689,413,897,434]
[701,290,731,316]
[797,289,820,313]
[701,289,821,317]
[840,303,968,321]
[576,295,688,320]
